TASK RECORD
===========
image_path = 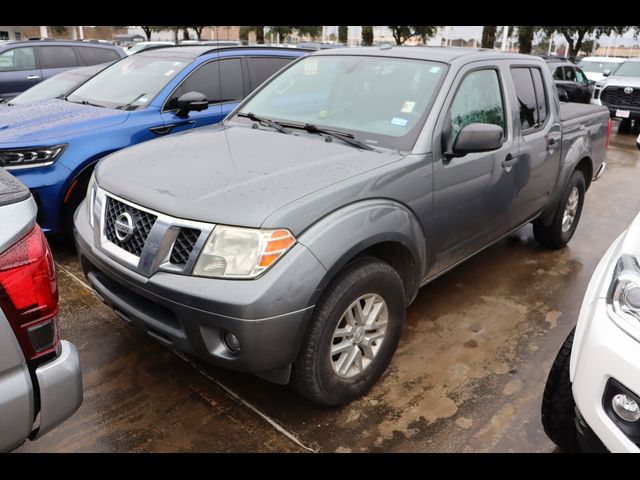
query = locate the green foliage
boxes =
[338,26,348,44]
[541,26,631,60]
[362,26,373,46]
[387,26,440,45]
[481,26,497,48]
[296,26,322,39]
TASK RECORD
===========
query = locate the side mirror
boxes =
[446,123,504,158]
[603,69,611,77]
[176,91,208,117]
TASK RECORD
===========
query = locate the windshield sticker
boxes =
[429,66,442,74]
[303,61,318,76]
[138,97,149,103]
[401,101,416,113]
[390,117,409,127]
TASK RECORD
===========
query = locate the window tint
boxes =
[575,67,587,83]
[0,47,36,71]
[450,69,505,141]
[530,68,548,124]
[219,58,244,102]
[39,46,79,69]
[563,66,576,82]
[511,68,538,130]
[77,47,120,65]
[169,58,243,109]
[552,67,564,80]
[247,57,294,89]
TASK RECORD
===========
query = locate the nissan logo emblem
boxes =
[114,211,136,242]
[624,87,634,94]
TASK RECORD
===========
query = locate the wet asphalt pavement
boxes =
[16,127,640,453]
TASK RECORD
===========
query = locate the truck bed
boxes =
[560,102,608,124]
[0,168,30,207]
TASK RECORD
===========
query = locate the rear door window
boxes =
[219,58,244,102]
[247,56,295,90]
[510,67,538,130]
[39,46,80,69]
[0,47,36,71]
[77,47,120,65]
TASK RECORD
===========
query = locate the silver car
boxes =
[0,167,82,452]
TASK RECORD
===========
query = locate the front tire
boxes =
[541,328,580,452]
[533,170,585,249]
[291,257,406,406]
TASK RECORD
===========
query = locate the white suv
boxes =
[542,211,640,452]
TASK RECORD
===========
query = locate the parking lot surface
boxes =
[16,127,640,453]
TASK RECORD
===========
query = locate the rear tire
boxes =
[533,170,585,249]
[291,257,406,406]
[541,327,580,452]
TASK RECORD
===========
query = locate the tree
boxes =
[388,26,439,45]
[580,40,594,55]
[541,26,630,60]
[338,26,348,44]
[362,26,373,46]
[138,26,153,41]
[296,26,322,40]
[481,26,497,48]
[49,26,68,36]
[269,26,294,43]
[191,26,207,41]
[517,26,537,54]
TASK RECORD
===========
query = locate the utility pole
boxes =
[78,26,84,40]
[501,26,509,51]
[39,26,48,38]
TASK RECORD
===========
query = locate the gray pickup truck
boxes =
[0,168,82,451]
[74,47,611,406]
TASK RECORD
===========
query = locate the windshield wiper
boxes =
[116,93,147,111]
[65,97,105,108]
[237,112,290,134]
[296,123,376,151]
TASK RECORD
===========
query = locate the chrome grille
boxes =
[601,87,640,108]
[170,228,200,265]
[104,196,157,257]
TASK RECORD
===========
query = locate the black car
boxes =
[544,58,595,103]
[0,39,125,100]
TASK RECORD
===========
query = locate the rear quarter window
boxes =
[77,47,121,65]
[39,46,80,69]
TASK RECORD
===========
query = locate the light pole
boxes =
[501,26,509,51]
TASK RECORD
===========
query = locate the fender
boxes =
[297,199,427,305]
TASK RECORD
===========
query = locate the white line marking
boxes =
[171,350,317,453]
[55,262,97,294]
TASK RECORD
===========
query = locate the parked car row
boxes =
[591,58,640,133]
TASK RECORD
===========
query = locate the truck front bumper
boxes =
[74,204,326,383]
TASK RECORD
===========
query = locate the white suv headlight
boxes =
[193,226,296,279]
[608,255,640,341]
[86,173,97,228]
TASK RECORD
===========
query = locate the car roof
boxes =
[309,45,540,64]
[136,45,311,59]
[579,56,627,62]
[1,39,120,50]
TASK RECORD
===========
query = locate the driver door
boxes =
[430,63,521,276]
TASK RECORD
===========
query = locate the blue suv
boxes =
[0,46,307,234]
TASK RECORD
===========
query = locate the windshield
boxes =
[10,70,89,105]
[66,54,190,109]
[578,60,623,74]
[235,55,448,151]
[612,61,640,77]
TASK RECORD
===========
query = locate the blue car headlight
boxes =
[0,144,67,170]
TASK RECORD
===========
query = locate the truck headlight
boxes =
[607,255,640,341]
[0,144,67,170]
[86,173,97,228]
[193,226,296,279]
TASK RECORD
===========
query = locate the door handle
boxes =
[26,75,40,80]
[502,154,519,169]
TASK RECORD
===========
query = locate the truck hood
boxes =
[96,123,405,230]
[0,99,129,145]
[601,75,640,89]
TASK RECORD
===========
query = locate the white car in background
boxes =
[125,41,174,55]
[577,56,627,82]
[542,210,640,452]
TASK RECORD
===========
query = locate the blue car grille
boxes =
[104,197,157,257]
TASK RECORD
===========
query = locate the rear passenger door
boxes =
[37,45,81,80]
[160,58,244,134]
[509,66,561,218]
[0,46,41,98]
